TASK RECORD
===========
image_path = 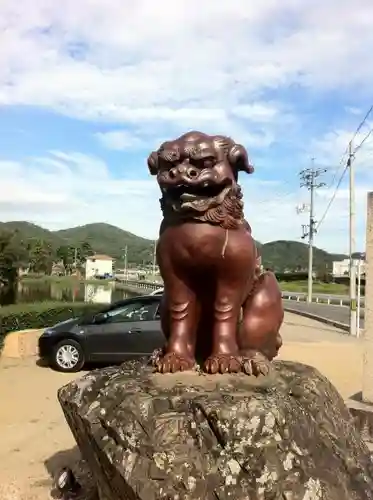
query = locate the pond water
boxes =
[0,282,137,306]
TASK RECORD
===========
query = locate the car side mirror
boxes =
[94,313,107,324]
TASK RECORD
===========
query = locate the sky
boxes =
[0,1,373,253]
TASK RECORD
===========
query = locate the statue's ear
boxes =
[147,152,159,175]
[228,143,254,176]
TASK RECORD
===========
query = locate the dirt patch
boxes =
[0,313,363,498]
[0,356,83,499]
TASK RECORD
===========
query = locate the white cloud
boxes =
[0,150,368,253]
[0,151,161,235]
[0,0,373,125]
[231,104,279,121]
[96,130,146,150]
[310,125,373,170]
[0,0,372,253]
[94,110,279,151]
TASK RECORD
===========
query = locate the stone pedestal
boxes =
[58,360,373,500]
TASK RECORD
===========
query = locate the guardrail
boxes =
[281,291,365,307]
[119,279,162,291]
[118,279,365,308]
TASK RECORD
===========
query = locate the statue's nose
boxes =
[169,165,199,180]
[185,166,198,179]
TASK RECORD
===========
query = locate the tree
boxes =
[56,245,75,274]
[28,238,53,274]
[0,229,28,286]
[80,241,94,261]
[56,241,94,275]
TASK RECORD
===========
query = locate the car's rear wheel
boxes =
[51,339,85,373]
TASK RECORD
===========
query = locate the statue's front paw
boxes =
[204,354,241,374]
[240,350,271,376]
[153,352,195,373]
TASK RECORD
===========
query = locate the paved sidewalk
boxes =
[0,312,365,499]
[279,313,363,399]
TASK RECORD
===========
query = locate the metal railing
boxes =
[119,279,161,291]
[281,291,365,307]
[118,279,365,308]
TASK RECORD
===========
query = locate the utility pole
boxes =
[299,160,326,303]
[362,192,373,402]
[348,141,358,336]
[357,258,362,336]
[123,245,128,280]
[71,247,78,274]
[152,240,157,277]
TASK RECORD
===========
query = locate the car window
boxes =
[104,300,159,323]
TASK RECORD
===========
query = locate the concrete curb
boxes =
[284,306,349,333]
[1,329,43,358]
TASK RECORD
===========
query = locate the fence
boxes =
[119,279,364,308]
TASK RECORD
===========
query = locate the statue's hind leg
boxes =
[239,271,284,376]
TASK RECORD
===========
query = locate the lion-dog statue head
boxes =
[147,131,254,228]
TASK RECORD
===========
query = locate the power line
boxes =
[328,146,349,190]
[316,162,349,232]
[351,104,373,143]
[316,103,373,231]
[353,126,373,154]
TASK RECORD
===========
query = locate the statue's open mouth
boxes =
[163,182,232,212]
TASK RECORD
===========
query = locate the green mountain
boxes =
[0,221,348,270]
[0,221,64,248]
[55,223,154,265]
[260,240,347,273]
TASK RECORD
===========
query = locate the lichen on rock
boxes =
[58,360,373,500]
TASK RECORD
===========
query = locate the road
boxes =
[283,300,365,328]
[120,279,364,330]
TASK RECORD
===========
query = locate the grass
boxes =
[0,301,103,349]
[279,280,350,295]
[20,275,355,295]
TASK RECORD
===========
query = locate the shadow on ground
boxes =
[44,446,98,499]
[35,356,151,372]
[35,358,50,368]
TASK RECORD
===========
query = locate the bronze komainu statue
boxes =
[148,131,283,375]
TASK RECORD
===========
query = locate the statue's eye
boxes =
[159,159,172,171]
[203,158,215,168]
[192,157,215,169]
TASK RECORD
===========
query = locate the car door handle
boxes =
[128,328,142,334]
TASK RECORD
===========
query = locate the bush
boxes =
[0,301,103,349]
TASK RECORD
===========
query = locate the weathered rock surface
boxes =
[58,360,373,500]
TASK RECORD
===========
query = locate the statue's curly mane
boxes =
[160,186,245,233]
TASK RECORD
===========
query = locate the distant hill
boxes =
[260,240,347,273]
[0,221,64,248]
[55,223,154,264]
[0,221,349,270]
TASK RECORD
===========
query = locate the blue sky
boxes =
[0,1,373,253]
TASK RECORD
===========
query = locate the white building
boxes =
[84,284,112,304]
[332,258,365,277]
[85,254,114,279]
